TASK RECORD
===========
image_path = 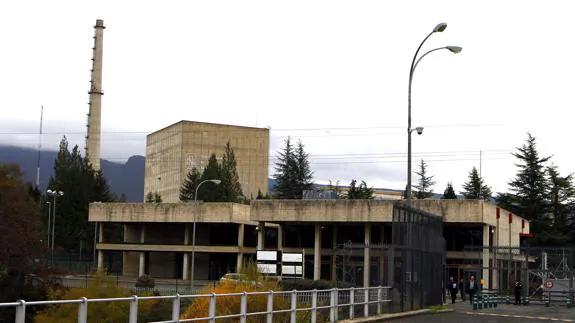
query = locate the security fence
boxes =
[0,286,392,323]
[390,203,446,311]
[457,246,575,302]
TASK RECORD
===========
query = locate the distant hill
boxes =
[0,146,145,202]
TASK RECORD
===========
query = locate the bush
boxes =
[34,271,170,323]
[279,279,354,291]
[135,274,155,288]
[181,262,325,322]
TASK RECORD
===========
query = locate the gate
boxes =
[390,203,445,311]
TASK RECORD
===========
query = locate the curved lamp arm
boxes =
[412,46,462,76]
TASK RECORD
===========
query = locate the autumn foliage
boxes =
[181,263,322,323]
[34,271,171,323]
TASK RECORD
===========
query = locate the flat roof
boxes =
[147,120,270,137]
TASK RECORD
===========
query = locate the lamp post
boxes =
[46,201,51,248]
[47,189,64,263]
[406,22,462,205]
[190,179,221,293]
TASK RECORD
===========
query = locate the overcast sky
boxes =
[1,0,573,194]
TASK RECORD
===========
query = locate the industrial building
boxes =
[90,199,531,290]
[143,120,270,203]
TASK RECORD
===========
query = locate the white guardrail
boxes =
[0,286,392,323]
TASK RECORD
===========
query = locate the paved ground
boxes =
[394,300,575,322]
[392,311,573,322]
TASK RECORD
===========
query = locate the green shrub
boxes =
[135,274,155,288]
[278,279,354,291]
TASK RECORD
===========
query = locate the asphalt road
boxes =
[393,311,574,322]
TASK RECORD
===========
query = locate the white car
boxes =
[220,273,263,287]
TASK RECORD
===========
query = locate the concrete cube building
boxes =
[143,121,270,203]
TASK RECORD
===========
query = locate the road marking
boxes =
[463,311,575,322]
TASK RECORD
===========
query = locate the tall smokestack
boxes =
[85,19,105,172]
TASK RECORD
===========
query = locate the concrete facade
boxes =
[143,121,269,203]
[90,200,530,290]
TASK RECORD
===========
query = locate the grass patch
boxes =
[429,304,449,312]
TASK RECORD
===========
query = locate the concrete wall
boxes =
[144,122,184,202]
[144,120,269,203]
[90,202,252,224]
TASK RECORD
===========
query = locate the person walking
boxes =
[514,279,523,305]
[459,278,466,301]
[466,275,478,305]
[447,277,459,304]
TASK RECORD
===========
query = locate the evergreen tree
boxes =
[414,159,436,199]
[443,182,457,199]
[294,140,314,198]
[46,136,115,254]
[179,167,202,202]
[198,154,221,202]
[345,179,375,199]
[496,133,552,245]
[547,164,575,243]
[256,189,271,200]
[461,167,492,200]
[273,137,298,199]
[220,142,244,202]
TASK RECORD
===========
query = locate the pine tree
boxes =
[461,167,492,200]
[443,182,457,199]
[47,136,116,253]
[547,164,575,244]
[179,167,202,202]
[294,140,314,198]
[414,159,436,199]
[220,141,244,202]
[273,137,298,199]
[345,179,375,199]
[496,133,551,245]
[198,154,221,202]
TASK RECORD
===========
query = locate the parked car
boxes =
[220,273,263,287]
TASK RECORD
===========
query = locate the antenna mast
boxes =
[36,105,44,188]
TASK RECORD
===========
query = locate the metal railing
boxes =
[0,286,392,323]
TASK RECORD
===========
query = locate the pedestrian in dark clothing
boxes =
[514,279,523,305]
[459,278,465,301]
[466,275,478,304]
[447,277,458,304]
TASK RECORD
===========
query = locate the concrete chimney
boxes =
[85,19,105,172]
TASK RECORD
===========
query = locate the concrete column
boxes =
[277,224,283,250]
[237,224,245,272]
[257,222,265,250]
[481,225,490,289]
[98,222,104,243]
[364,224,371,287]
[314,223,321,280]
[139,252,145,276]
[139,224,146,276]
[97,250,104,270]
[331,224,338,281]
[183,224,190,280]
[379,225,385,283]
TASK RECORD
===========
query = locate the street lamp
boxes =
[46,201,51,248]
[190,179,221,293]
[47,189,64,263]
[406,23,462,204]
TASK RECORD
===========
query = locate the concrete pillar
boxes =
[277,224,283,250]
[139,252,145,276]
[257,222,265,250]
[314,223,321,280]
[97,250,104,270]
[482,225,490,289]
[237,224,245,272]
[379,225,385,283]
[364,224,371,287]
[139,224,146,276]
[183,224,190,280]
[98,222,104,243]
[331,224,338,281]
